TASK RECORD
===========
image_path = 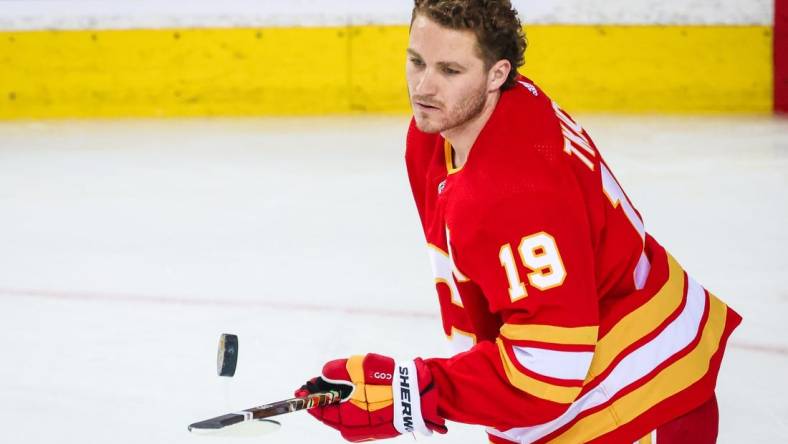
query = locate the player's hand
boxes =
[295,353,447,442]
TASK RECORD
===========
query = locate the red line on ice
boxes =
[0,286,438,319]
[728,342,788,357]
[2,286,786,357]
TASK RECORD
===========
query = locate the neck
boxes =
[442,90,501,169]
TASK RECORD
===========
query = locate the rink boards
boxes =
[0,1,782,118]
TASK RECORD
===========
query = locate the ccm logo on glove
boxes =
[373,372,392,380]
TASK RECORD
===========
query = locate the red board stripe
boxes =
[777,0,788,113]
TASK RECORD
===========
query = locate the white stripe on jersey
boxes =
[512,346,594,381]
[489,276,705,443]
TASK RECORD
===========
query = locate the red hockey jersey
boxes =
[405,76,741,443]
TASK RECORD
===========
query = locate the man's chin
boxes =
[413,115,444,134]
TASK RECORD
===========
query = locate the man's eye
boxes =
[410,58,425,66]
[443,67,460,75]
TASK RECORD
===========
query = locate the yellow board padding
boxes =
[0,24,773,119]
[0,26,353,119]
[524,25,773,114]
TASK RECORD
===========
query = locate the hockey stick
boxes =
[188,390,342,433]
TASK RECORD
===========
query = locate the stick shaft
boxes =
[188,391,341,431]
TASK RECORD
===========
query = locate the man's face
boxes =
[406,14,490,134]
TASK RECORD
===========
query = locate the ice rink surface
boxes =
[0,114,786,443]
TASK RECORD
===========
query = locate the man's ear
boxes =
[488,59,512,91]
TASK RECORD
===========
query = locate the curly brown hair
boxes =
[412,0,527,90]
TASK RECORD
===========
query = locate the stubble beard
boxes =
[411,84,488,134]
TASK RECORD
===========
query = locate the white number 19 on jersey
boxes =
[498,232,567,302]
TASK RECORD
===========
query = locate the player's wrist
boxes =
[392,358,439,435]
[413,357,447,434]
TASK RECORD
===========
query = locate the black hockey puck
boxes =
[217,333,239,377]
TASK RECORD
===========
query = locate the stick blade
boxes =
[189,419,281,437]
[188,413,247,431]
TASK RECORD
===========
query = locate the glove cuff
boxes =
[392,360,432,436]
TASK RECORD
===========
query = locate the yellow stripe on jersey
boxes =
[547,294,728,443]
[444,140,463,174]
[496,338,582,404]
[447,326,477,344]
[586,255,685,380]
[500,323,599,346]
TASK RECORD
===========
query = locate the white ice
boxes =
[0,114,786,443]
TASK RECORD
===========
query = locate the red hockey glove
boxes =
[296,353,447,442]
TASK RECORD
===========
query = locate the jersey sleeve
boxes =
[424,186,600,429]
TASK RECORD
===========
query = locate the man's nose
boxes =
[414,68,438,96]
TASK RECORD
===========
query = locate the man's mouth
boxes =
[415,101,441,111]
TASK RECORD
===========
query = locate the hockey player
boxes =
[297,1,741,442]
